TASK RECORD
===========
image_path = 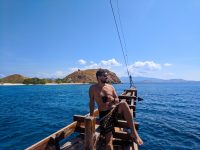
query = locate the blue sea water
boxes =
[0,83,200,150]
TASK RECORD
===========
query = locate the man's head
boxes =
[96,69,108,83]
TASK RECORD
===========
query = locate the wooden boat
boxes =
[26,87,140,150]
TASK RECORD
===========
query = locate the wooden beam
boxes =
[60,136,83,150]
[73,115,99,125]
[113,138,132,145]
[129,105,135,111]
[113,131,132,140]
[74,120,139,134]
[74,115,85,122]
[113,129,140,150]
[84,109,99,117]
[84,116,96,150]
[118,95,136,100]
[124,89,137,93]
[116,120,139,130]
[73,105,135,123]
[113,139,138,150]
[75,126,85,133]
[26,121,77,150]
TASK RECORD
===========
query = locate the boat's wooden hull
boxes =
[26,88,139,150]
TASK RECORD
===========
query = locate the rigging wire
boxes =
[116,0,129,66]
[109,0,134,87]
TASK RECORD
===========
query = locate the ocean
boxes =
[0,83,200,150]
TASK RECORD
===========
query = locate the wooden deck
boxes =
[26,88,139,150]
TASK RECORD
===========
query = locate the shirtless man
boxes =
[89,69,143,150]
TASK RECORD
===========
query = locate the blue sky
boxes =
[0,0,200,80]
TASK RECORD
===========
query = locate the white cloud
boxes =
[78,59,87,65]
[100,58,122,67]
[74,58,122,70]
[132,61,161,70]
[86,63,99,68]
[72,59,176,79]
[163,63,172,67]
[70,63,99,72]
[124,61,163,77]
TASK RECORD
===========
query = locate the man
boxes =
[89,69,143,150]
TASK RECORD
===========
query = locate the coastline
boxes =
[0,83,90,86]
[0,83,25,86]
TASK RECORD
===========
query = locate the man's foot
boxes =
[130,132,143,145]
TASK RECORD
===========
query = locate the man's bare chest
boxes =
[94,86,113,100]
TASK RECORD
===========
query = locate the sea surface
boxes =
[0,83,200,150]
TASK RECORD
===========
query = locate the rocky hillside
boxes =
[1,74,27,83]
[64,69,121,84]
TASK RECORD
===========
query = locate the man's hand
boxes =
[107,95,115,103]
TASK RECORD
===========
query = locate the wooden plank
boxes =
[124,89,137,93]
[84,109,99,117]
[75,126,85,133]
[113,139,132,145]
[73,115,85,122]
[74,121,139,134]
[113,131,132,140]
[129,93,136,118]
[116,120,139,130]
[85,116,95,150]
[113,130,140,150]
[74,105,135,123]
[26,121,77,150]
[129,105,135,111]
[61,137,84,150]
[60,136,83,150]
[73,108,99,123]
[119,96,136,105]
[74,115,139,130]
[118,95,136,100]
[113,139,138,150]
[74,115,99,126]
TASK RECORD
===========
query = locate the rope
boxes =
[116,0,129,65]
[109,0,134,87]
[99,104,118,122]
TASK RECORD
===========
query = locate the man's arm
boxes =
[112,86,119,104]
[89,86,95,116]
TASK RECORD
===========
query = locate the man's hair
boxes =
[96,69,107,79]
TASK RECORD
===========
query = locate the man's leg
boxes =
[117,101,143,145]
[105,132,113,150]
[118,101,133,126]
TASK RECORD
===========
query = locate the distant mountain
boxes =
[120,76,159,83]
[120,76,197,83]
[64,69,121,84]
[2,73,198,84]
[1,74,27,83]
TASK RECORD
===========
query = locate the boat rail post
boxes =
[84,116,96,150]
